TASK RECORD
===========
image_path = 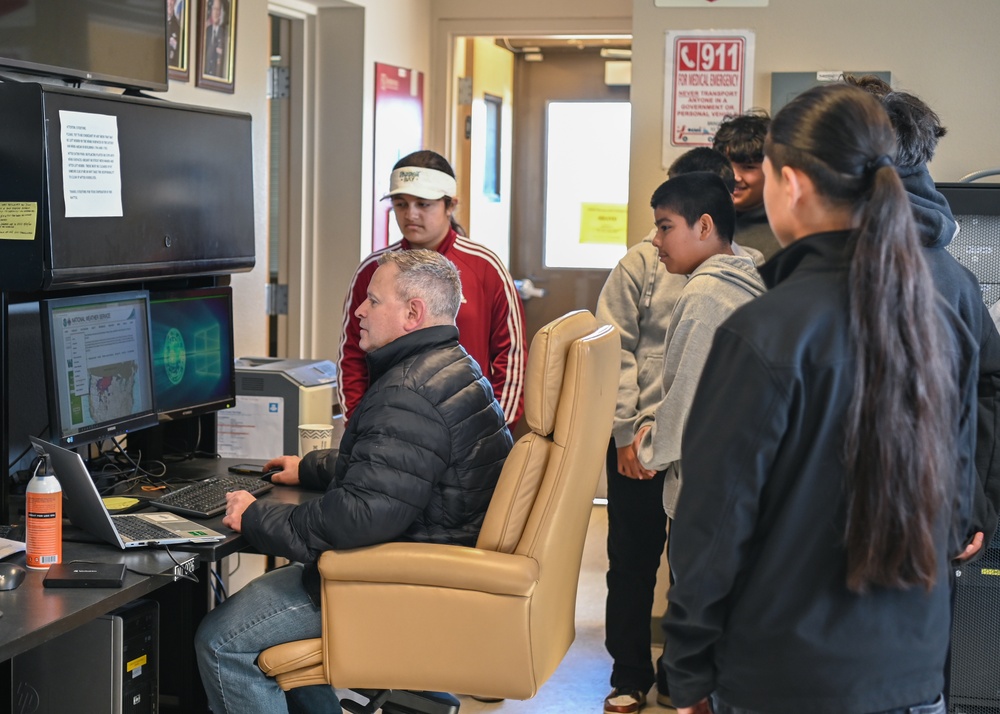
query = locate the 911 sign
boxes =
[677,39,743,73]
[663,30,755,155]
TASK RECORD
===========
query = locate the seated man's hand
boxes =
[223,490,256,532]
[263,455,302,486]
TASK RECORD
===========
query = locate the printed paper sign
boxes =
[662,30,755,163]
[59,110,123,218]
[217,395,284,459]
[580,203,628,245]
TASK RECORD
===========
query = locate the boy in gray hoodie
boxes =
[633,172,766,517]
[598,150,761,714]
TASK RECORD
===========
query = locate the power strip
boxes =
[173,556,197,581]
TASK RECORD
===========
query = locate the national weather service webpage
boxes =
[53,301,152,436]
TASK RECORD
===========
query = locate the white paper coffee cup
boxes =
[298,423,335,456]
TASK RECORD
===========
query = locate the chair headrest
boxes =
[524,310,600,436]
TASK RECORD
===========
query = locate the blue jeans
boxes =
[195,563,341,714]
[709,693,946,714]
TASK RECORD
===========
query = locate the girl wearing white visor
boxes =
[338,150,526,427]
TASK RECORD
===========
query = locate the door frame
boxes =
[428,16,632,172]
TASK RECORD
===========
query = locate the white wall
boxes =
[629,0,1000,244]
[301,0,433,362]
[163,1,271,359]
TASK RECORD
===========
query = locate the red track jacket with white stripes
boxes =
[337,229,526,427]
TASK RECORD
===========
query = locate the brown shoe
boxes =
[604,688,647,714]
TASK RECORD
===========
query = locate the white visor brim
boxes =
[382,167,457,201]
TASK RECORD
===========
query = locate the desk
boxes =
[0,457,315,713]
[0,543,196,664]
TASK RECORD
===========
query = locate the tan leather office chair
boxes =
[258,309,619,712]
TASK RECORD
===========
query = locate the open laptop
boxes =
[29,437,226,549]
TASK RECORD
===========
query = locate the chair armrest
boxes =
[318,543,538,597]
[258,638,323,677]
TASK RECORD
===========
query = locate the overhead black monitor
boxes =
[149,286,236,422]
[0,0,168,92]
[40,289,158,449]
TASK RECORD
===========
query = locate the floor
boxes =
[339,504,675,714]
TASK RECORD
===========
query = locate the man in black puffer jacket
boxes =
[195,249,513,714]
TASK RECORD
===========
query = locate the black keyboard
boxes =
[151,475,274,519]
[0,524,24,541]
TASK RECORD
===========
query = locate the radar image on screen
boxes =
[88,361,138,424]
[149,287,234,420]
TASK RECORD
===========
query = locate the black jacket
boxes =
[241,325,512,599]
[903,165,1000,543]
[664,232,978,713]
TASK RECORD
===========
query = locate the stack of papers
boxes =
[0,538,26,560]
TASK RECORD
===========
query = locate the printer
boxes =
[233,357,339,456]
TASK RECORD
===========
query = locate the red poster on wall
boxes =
[372,63,424,251]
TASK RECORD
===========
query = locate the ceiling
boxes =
[495,36,632,55]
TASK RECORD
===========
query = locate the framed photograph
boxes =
[196,0,237,93]
[167,0,190,81]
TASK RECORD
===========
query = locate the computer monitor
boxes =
[40,289,158,449]
[148,286,236,422]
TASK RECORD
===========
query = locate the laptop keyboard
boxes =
[114,515,183,542]
[152,476,274,519]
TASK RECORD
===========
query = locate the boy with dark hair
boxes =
[666,146,736,193]
[712,110,780,260]
[632,173,765,517]
[598,155,761,714]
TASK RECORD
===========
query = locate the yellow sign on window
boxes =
[580,203,627,246]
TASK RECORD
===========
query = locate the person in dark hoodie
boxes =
[194,249,513,714]
[663,82,977,714]
[846,74,1000,558]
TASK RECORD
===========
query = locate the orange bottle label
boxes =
[26,491,62,569]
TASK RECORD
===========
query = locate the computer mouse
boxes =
[0,563,26,591]
[261,468,281,483]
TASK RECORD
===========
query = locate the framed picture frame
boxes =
[196,0,237,93]
[167,0,190,81]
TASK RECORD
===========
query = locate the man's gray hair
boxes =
[377,249,462,321]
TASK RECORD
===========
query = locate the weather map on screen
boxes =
[149,286,236,421]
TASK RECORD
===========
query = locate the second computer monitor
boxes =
[149,286,236,422]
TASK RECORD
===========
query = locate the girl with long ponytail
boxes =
[661,83,977,714]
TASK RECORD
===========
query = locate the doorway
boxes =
[266,10,306,359]
[508,43,632,341]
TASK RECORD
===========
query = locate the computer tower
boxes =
[951,539,1000,713]
[939,183,1000,713]
[938,183,1000,307]
[12,599,159,714]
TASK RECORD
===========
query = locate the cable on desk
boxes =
[8,424,50,473]
[159,545,201,584]
[67,557,198,584]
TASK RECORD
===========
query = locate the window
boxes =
[543,101,631,269]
